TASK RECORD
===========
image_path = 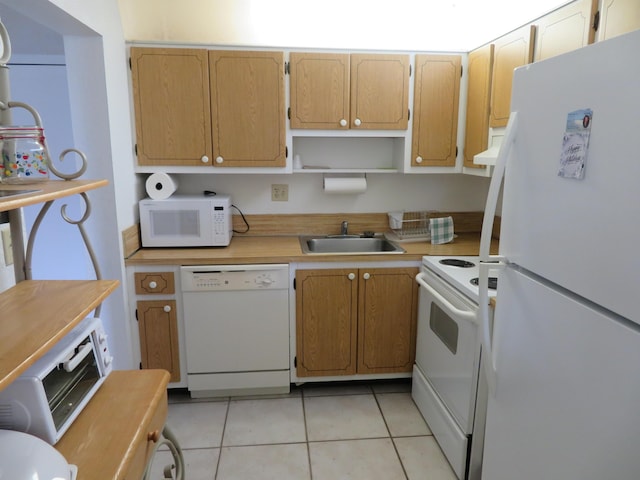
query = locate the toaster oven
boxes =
[0,316,113,445]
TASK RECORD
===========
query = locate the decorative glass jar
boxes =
[0,126,50,183]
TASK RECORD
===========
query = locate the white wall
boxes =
[0,0,138,369]
[117,0,572,51]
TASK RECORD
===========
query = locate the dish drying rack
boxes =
[386,211,437,242]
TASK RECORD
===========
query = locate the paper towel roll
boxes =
[323,176,367,194]
[145,172,178,200]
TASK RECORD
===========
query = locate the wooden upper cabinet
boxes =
[289,53,409,130]
[209,50,286,167]
[533,0,598,61]
[463,44,494,168]
[350,54,410,130]
[411,54,461,167]
[490,25,535,128]
[289,53,350,129]
[597,0,640,41]
[130,48,212,166]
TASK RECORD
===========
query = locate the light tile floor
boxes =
[148,379,457,480]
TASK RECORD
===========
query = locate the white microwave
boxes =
[139,194,233,247]
[0,317,113,445]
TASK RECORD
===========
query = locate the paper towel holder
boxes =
[322,173,367,195]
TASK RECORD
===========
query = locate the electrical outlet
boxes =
[271,184,289,202]
[1,228,12,266]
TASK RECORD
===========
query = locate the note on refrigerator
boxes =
[558,108,593,180]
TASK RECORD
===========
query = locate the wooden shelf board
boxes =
[0,279,119,391]
[56,369,170,479]
[0,179,108,212]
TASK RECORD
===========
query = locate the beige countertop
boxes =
[125,233,498,266]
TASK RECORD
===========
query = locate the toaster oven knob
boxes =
[103,355,113,368]
[98,332,108,344]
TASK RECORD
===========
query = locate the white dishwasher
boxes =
[180,264,290,398]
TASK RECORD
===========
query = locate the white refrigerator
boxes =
[478,29,640,480]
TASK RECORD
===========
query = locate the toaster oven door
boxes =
[43,334,101,432]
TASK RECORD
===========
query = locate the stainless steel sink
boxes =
[299,235,405,255]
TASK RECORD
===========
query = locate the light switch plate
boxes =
[1,228,12,266]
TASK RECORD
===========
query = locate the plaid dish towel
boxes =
[430,216,454,244]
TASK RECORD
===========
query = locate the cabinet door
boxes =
[463,44,494,168]
[350,54,410,130]
[296,269,358,377]
[533,0,598,61]
[490,25,535,128]
[411,54,461,167]
[357,268,418,374]
[137,300,180,382]
[130,48,212,166]
[597,0,640,41]
[289,53,350,129]
[209,50,286,167]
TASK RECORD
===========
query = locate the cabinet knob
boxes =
[147,430,161,443]
[339,119,348,127]
[416,156,423,164]
[215,156,224,164]
[353,118,362,127]
[163,305,172,313]
[348,273,356,280]
[363,272,370,280]
[201,155,210,163]
[148,281,158,289]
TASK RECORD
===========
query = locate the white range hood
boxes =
[473,128,505,166]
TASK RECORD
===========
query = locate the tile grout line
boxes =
[373,389,411,480]
[301,387,314,480]
[213,397,231,480]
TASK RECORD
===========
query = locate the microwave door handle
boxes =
[63,343,93,372]
[415,273,477,324]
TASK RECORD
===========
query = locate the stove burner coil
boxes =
[439,258,476,268]
[470,277,498,290]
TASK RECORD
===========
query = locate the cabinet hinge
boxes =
[135,309,138,321]
[294,356,297,367]
[129,57,132,70]
[139,362,143,370]
[285,146,289,158]
[407,109,410,121]
[460,65,463,77]
[285,62,290,75]
[134,144,138,157]
[456,146,459,157]
[592,10,600,32]
[288,107,291,120]
[293,278,296,290]
[409,64,412,77]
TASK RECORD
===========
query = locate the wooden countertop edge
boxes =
[56,369,170,479]
[0,179,108,212]
[125,233,497,266]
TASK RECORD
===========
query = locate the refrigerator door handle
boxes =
[479,111,518,263]
[415,273,478,324]
[478,260,505,396]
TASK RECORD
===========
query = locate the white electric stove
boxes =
[413,256,497,480]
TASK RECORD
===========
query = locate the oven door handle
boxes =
[63,343,93,372]
[415,273,478,324]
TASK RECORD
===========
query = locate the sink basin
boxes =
[299,236,405,255]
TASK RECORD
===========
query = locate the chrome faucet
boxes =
[340,221,349,236]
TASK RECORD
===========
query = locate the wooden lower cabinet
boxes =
[296,267,418,377]
[137,300,181,382]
